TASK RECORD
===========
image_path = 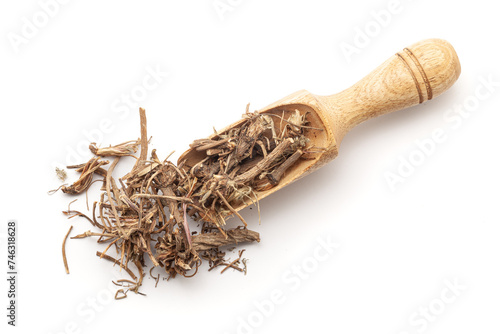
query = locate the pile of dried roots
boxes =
[57,106,314,298]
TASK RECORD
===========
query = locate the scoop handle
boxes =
[319,38,461,143]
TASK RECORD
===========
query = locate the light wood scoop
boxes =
[178,38,461,211]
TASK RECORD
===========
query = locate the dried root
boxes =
[57,106,316,297]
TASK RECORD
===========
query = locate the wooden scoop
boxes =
[178,38,461,211]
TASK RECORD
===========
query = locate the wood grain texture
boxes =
[318,38,461,146]
[179,38,461,211]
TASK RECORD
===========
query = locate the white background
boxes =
[1,1,499,333]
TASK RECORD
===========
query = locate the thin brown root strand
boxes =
[99,238,120,259]
[48,184,67,195]
[62,225,73,274]
[216,190,247,227]
[220,249,246,275]
[183,259,201,278]
[96,251,137,281]
[68,199,78,212]
[115,289,128,300]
